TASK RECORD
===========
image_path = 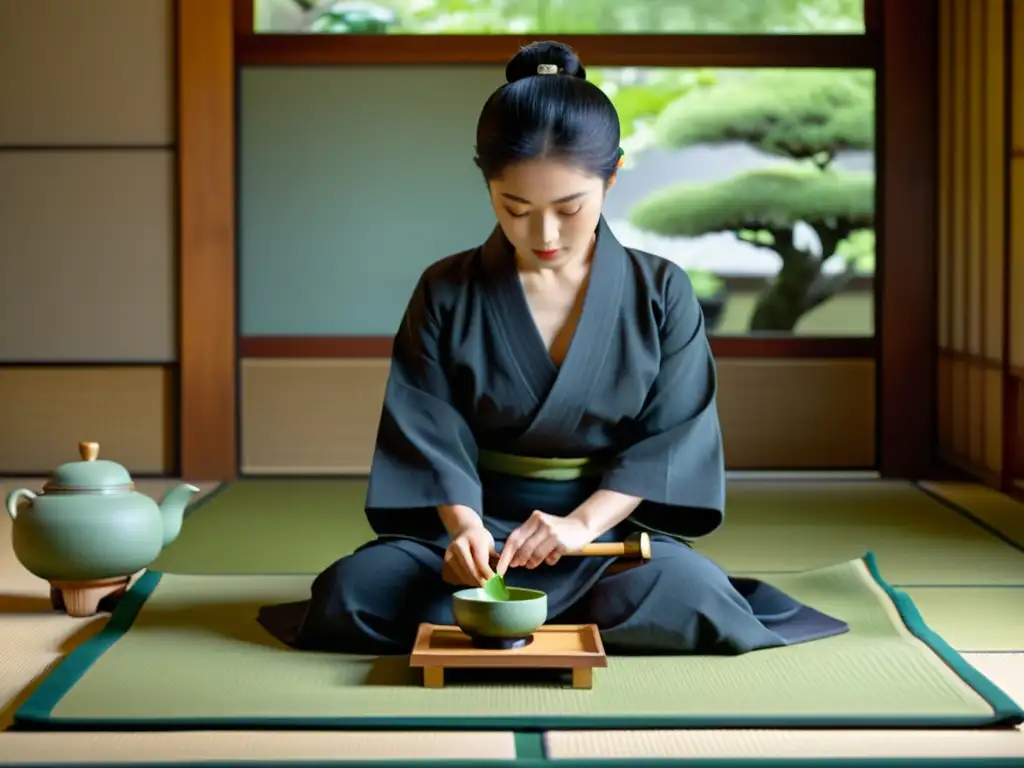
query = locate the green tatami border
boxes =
[10,553,1023,733]
[859,554,1021,726]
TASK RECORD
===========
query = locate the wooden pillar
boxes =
[877,0,939,477]
[176,0,238,480]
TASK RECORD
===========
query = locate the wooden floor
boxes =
[0,477,1021,765]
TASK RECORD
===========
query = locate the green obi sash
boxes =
[476,449,602,481]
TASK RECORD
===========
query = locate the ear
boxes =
[605,172,618,193]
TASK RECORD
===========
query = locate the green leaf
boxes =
[483,573,511,601]
[602,75,709,140]
[835,228,876,273]
[652,69,875,161]
[629,165,875,237]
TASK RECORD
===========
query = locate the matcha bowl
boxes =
[452,586,548,650]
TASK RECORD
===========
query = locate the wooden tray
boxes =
[409,623,607,689]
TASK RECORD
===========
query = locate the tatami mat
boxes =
[919,481,1024,547]
[146,478,1024,586]
[546,656,1024,760]
[903,587,1024,651]
[733,577,1024,653]
[543,656,1024,760]
[544,716,1024,760]
[695,481,1024,585]
[1,477,1022,764]
[24,560,1015,732]
[0,731,518,763]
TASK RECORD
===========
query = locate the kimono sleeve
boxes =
[364,275,482,521]
[599,266,726,539]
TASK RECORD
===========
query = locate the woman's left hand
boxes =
[495,510,595,574]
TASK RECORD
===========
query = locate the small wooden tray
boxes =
[409,623,607,689]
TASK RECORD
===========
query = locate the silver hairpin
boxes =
[537,64,559,75]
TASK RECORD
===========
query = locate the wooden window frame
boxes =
[177,0,937,480]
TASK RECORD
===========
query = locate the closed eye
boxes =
[506,207,582,219]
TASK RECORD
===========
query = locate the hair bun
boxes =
[505,41,586,84]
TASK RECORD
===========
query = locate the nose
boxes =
[535,211,559,246]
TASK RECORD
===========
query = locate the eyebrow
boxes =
[500,191,588,205]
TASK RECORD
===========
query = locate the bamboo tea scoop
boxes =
[565,531,652,561]
[491,531,652,562]
[442,532,652,585]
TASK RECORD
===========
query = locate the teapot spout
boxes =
[158,483,200,547]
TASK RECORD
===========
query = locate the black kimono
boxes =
[258,218,848,655]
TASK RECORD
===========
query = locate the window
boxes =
[254,0,866,35]
[237,0,878,350]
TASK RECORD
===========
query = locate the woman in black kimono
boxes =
[259,41,848,656]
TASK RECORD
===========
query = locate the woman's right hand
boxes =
[443,525,497,587]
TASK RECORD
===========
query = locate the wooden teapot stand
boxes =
[49,575,132,618]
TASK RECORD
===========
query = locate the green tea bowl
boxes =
[452,586,548,641]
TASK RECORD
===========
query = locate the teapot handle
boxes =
[5,489,36,520]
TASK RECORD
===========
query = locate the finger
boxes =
[485,544,500,577]
[455,552,477,586]
[545,551,561,566]
[495,539,517,577]
[443,550,470,586]
[441,556,457,585]
[511,516,549,567]
[515,529,550,569]
[455,540,482,585]
[496,526,528,575]
[504,517,542,569]
[469,538,495,584]
[525,537,559,569]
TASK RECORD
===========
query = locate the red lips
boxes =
[533,249,560,260]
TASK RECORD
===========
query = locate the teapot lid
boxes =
[43,442,134,492]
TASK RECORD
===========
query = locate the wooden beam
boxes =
[236,33,877,68]
[176,0,238,480]
[876,0,939,478]
[238,336,876,360]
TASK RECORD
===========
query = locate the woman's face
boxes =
[487,157,614,271]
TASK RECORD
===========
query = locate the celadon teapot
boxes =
[6,441,199,600]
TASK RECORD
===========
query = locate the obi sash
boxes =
[476,449,604,481]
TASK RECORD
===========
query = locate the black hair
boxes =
[473,41,621,182]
